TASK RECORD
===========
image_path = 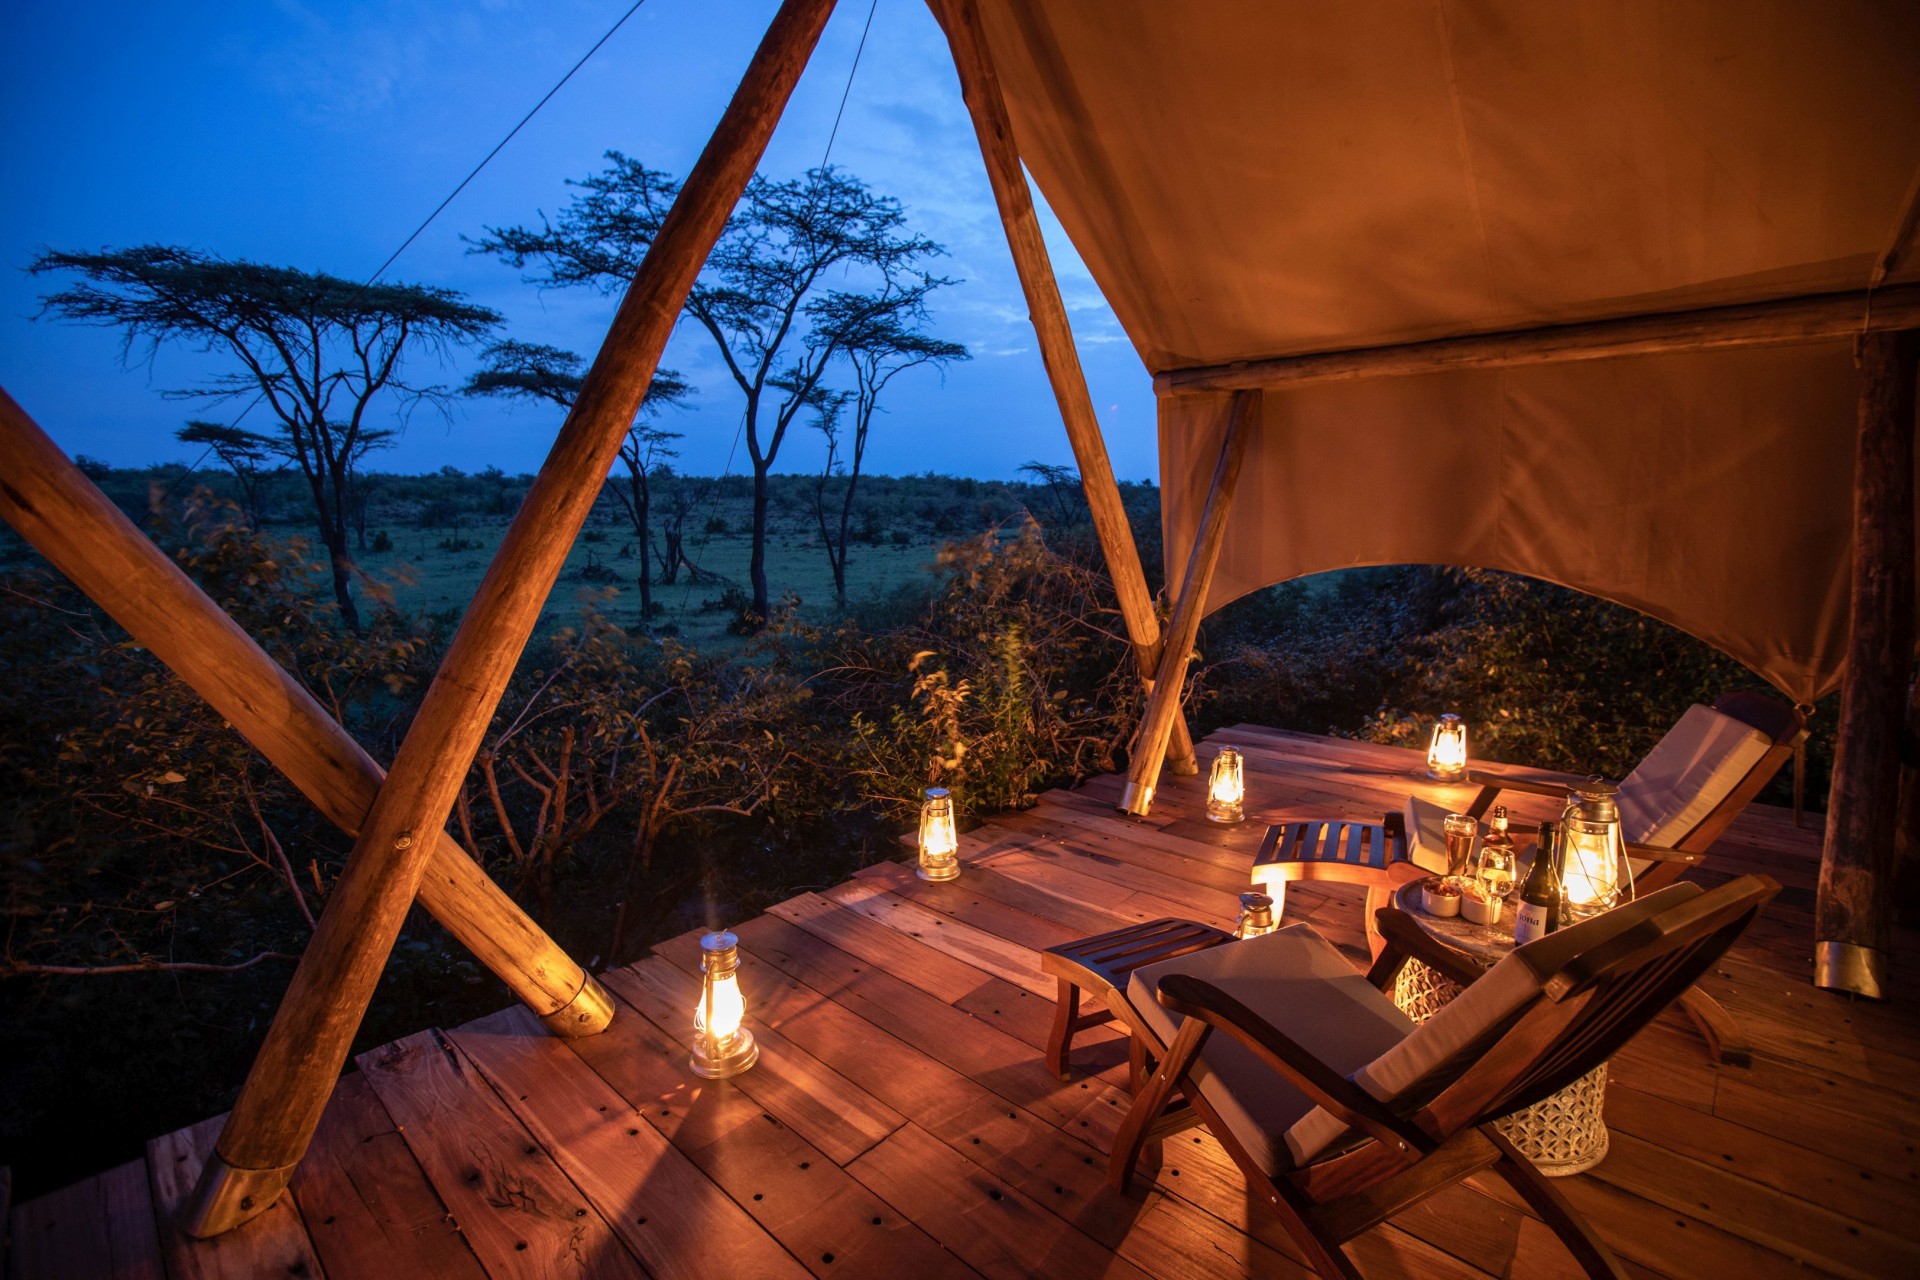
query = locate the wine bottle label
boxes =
[1513,901,1550,946]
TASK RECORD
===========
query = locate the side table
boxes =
[1041,918,1234,1085]
[1390,879,1610,1177]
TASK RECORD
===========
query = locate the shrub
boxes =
[840,520,1136,818]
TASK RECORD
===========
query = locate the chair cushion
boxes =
[1284,883,1703,1163]
[1126,925,1413,1176]
[1618,704,1772,852]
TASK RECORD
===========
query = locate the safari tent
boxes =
[2,1,1916,1275]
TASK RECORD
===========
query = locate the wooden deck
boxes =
[9,725,1919,1279]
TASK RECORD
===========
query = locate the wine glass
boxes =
[1471,840,1518,941]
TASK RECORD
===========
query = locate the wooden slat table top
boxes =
[10,727,1919,1279]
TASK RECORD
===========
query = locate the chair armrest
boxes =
[1156,972,1432,1158]
[1364,907,1488,992]
[1625,842,1701,867]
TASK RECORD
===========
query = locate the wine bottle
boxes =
[1513,820,1560,946]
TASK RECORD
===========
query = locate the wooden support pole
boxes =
[933,0,1196,775]
[1121,391,1258,815]
[184,0,837,1237]
[1155,283,1920,395]
[0,388,607,1030]
[1815,330,1918,1000]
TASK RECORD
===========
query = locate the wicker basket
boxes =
[1393,957,1610,1176]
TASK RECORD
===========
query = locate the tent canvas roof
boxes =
[971,0,1920,701]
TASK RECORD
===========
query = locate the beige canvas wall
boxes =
[970,0,1920,702]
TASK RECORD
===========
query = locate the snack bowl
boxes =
[1420,876,1462,918]
[1461,882,1503,925]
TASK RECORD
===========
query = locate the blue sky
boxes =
[0,0,1158,482]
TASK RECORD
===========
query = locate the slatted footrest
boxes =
[1253,815,1406,889]
[1041,918,1234,1083]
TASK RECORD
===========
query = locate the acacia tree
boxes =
[464,339,690,625]
[177,419,279,528]
[476,153,953,624]
[32,246,498,628]
[813,295,968,605]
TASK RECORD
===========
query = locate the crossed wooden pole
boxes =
[0,0,839,1237]
[0,0,1212,1238]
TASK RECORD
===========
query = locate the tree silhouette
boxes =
[813,293,967,604]
[476,154,954,625]
[463,339,690,625]
[32,245,498,628]
[176,419,280,529]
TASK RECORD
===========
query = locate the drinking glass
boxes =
[1472,840,1518,941]
[1442,813,1479,877]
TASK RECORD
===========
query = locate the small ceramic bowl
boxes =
[1420,877,1461,918]
[1461,890,1502,926]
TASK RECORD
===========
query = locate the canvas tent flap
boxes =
[970,0,1920,701]
[1160,346,1873,702]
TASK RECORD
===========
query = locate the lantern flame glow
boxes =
[690,930,758,1079]
[1207,748,1246,824]
[1426,714,1469,782]
[918,787,960,881]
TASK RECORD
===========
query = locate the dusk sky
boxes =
[0,0,1160,482]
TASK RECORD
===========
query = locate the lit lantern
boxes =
[1206,747,1246,824]
[1236,891,1277,938]
[1558,781,1633,924]
[1426,714,1469,782]
[917,787,960,882]
[691,930,758,1079]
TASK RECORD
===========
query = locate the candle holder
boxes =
[1426,714,1469,782]
[690,930,758,1079]
[1236,891,1277,938]
[1559,780,1632,924]
[1206,747,1246,824]
[917,787,960,881]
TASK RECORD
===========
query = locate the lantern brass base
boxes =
[691,1027,759,1079]
[917,860,961,882]
[538,972,616,1037]
[1424,768,1469,784]
[1205,808,1245,825]
[1813,940,1888,1001]
[179,1151,295,1238]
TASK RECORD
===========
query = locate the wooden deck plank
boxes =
[1605,1082,1920,1243]
[8,1161,163,1280]
[147,1116,325,1280]
[26,724,1916,1280]
[1590,1126,1919,1278]
[644,935,1301,1260]
[596,961,905,1168]
[357,1029,637,1279]
[767,891,1002,1006]
[820,878,1054,996]
[445,1006,810,1280]
[553,976,974,1280]
[852,859,1091,952]
[845,1122,1150,1280]
[725,913,1122,1135]
[289,1072,485,1280]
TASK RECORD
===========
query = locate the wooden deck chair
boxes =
[1252,691,1804,954]
[1108,875,1779,1280]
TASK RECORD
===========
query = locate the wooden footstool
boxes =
[1041,918,1234,1085]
